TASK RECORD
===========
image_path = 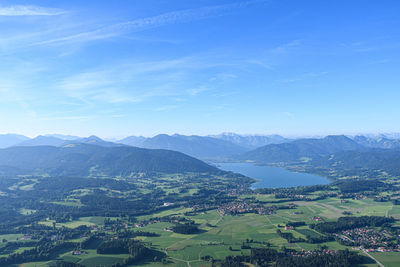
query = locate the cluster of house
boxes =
[360,247,400,252]
[72,250,87,255]
[374,195,390,202]
[192,204,212,211]
[312,216,323,221]
[338,193,368,200]
[20,235,33,240]
[103,220,129,232]
[335,227,398,251]
[217,202,275,216]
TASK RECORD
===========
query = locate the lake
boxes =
[218,162,330,189]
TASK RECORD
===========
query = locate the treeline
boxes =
[255,184,330,195]
[335,179,390,193]
[286,221,305,227]
[117,230,159,239]
[172,223,199,234]
[0,241,75,265]
[276,229,305,243]
[313,216,395,233]
[97,239,161,265]
[218,248,370,267]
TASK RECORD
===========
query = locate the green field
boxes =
[371,252,400,267]
[22,195,400,266]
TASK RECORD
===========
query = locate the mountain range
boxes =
[236,134,400,178]
[352,135,400,149]
[117,134,247,159]
[0,134,30,148]
[0,132,400,179]
[210,133,290,149]
[239,135,363,163]
[2,132,400,166]
[0,143,218,176]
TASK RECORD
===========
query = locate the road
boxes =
[362,249,384,267]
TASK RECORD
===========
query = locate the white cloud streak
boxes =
[33,0,266,46]
[0,5,66,16]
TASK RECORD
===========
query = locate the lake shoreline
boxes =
[216,162,330,189]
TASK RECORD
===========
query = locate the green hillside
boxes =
[0,144,219,176]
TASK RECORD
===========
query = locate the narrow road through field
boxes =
[361,249,384,267]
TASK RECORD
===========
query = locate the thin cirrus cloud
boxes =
[33,0,266,46]
[0,5,67,16]
[58,55,236,104]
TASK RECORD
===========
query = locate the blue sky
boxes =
[0,0,399,138]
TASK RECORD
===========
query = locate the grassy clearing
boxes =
[59,249,129,267]
[39,219,96,229]
[0,234,24,242]
[19,208,36,215]
[295,228,324,238]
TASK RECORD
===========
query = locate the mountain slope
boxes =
[310,148,400,177]
[16,135,123,148]
[239,135,363,163]
[0,144,219,176]
[44,134,81,140]
[118,134,247,158]
[15,135,66,147]
[118,136,147,147]
[352,135,400,149]
[0,134,30,148]
[64,135,124,147]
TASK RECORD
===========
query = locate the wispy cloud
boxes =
[0,5,66,16]
[209,73,237,82]
[187,86,211,96]
[57,54,240,104]
[277,71,328,83]
[33,0,266,46]
[58,59,188,104]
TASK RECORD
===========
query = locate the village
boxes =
[334,227,400,252]
[217,201,297,216]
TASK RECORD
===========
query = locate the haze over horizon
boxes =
[2,131,400,141]
[1,0,399,137]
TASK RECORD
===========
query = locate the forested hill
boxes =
[237,135,400,178]
[0,144,219,176]
[238,135,362,163]
[313,148,400,176]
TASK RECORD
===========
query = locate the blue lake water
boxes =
[218,162,330,189]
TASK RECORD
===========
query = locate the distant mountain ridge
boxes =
[16,135,67,147]
[239,135,363,163]
[0,134,30,148]
[210,133,290,149]
[44,134,81,140]
[352,135,400,149]
[64,135,125,147]
[118,136,147,147]
[14,135,123,148]
[0,144,218,176]
[117,134,248,159]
